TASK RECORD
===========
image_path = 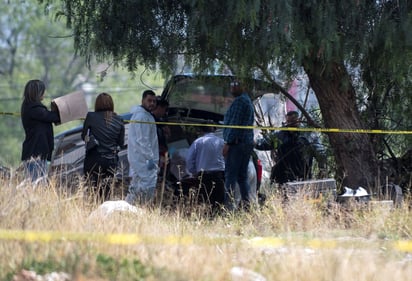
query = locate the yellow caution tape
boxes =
[394,240,412,253]
[0,111,410,134]
[1,229,412,252]
[125,120,412,135]
[0,111,21,117]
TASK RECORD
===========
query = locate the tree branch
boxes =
[256,64,321,128]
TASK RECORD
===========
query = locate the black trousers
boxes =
[84,149,118,201]
[177,171,225,210]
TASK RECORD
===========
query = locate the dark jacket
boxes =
[256,130,326,184]
[81,111,125,157]
[21,101,60,161]
[153,115,168,152]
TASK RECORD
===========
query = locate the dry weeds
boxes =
[0,174,411,280]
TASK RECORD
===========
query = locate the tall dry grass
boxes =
[1,174,411,280]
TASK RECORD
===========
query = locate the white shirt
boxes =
[186,133,225,174]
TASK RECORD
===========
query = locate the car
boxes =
[50,74,283,204]
[50,112,132,190]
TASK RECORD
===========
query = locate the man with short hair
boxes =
[151,97,170,154]
[126,90,159,205]
[222,81,254,210]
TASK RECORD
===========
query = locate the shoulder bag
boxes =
[85,128,99,152]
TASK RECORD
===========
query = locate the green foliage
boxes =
[0,0,87,166]
[21,258,67,275]
[40,1,411,78]
[96,254,152,280]
[2,251,177,281]
[1,248,83,280]
[37,0,412,187]
[0,0,165,167]
[46,0,411,128]
[95,253,183,281]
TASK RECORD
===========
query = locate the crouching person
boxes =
[185,123,225,212]
[126,90,159,206]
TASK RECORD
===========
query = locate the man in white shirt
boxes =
[185,123,225,211]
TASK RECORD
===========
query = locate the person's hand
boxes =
[147,159,156,170]
[318,168,328,178]
[163,126,171,138]
[222,143,230,157]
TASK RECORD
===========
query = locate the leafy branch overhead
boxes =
[38,0,412,192]
[39,1,411,77]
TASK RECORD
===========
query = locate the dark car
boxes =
[50,112,132,189]
[50,74,282,199]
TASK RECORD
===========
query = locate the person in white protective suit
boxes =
[125,90,159,205]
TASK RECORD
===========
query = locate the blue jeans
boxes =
[23,159,48,182]
[224,143,254,207]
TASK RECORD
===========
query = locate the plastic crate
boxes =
[283,178,337,201]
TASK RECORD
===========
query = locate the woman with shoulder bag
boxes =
[81,93,125,201]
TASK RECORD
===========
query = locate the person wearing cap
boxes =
[126,90,159,205]
[185,123,225,210]
[20,79,61,182]
[255,110,327,185]
[222,81,255,210]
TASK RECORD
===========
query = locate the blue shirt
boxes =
[223,93,254,144]
[186,133,225,174]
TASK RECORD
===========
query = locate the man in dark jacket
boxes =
[151,97,170,178]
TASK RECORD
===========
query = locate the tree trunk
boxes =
[303,60,380,193]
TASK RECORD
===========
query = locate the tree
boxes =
[0,0,91,166]
[39,0,412,192]
[0,0,165,166]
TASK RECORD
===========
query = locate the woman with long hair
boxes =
[21,79,60,181]
[81,93,125,201]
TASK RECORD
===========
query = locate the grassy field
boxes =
[1,174,411,280]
